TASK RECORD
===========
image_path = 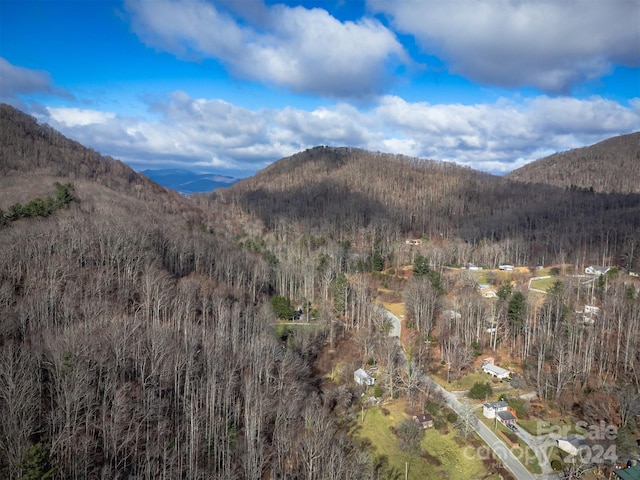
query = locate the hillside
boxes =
[0,104,177,206]
[506,132,640,193]
[0,105,374,479]
[1,105,639,479]
[219,145,640,270]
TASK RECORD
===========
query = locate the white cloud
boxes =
[47,107,116,127]
[125,0,406,98]
[370,0,640,93]
[41,91,640,177]
[371,94,640,172]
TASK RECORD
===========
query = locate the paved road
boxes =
[434,384,538,480]
[379,307,559,479]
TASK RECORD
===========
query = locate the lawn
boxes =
[379,298,405,318]
[518,418,577,437]
[355,400,495,479]
[530,276,557,292]
[447,371,496,392]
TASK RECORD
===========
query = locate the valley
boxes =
[0,104,639,479]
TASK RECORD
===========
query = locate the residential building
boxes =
[354,368,375,386]
[556,434,588,456]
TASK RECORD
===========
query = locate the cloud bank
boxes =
[370,0,640,93]
[42,92,640,176]
[125,0,407,98]
[2,1,638,177]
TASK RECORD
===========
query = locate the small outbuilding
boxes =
[556,434,588,456]
[496,410,517,425]
[413,413,434,429]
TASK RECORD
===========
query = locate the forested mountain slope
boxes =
[506,132,640,194]
[0,105,373,479]
[2,105,639,478]
[0,104,173,206]
[219,145,640,270]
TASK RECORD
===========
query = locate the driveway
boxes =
[513,426,558,477]
[376,306,401,338]
[433,384,538,480]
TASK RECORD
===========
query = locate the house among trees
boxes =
[556,434,589,456]
[354,368,375,386]
[483,401,518,425]
[584,305,600,314]
[478,284,497,298]
[483,401,508,419]
[481,358,511,379]
[585,265,611,276]
[413,413,434,429]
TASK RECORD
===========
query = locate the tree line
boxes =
[0,182,73,226]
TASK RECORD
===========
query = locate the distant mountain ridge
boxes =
[141,169,240,194]
[506,132,640,193]
[220,145,640,269]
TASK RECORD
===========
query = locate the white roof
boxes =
[483,364,510,376]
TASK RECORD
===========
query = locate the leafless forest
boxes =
[1,104,639,478]
[506,132,640,194]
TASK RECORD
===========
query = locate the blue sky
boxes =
[1,0,639,177]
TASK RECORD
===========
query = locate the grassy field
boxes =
[379,299,405,318]
[355,400,499,480]
[518,418,577,437]
[530,276,557,292]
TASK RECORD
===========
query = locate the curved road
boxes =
[379,307,553,480]
[435,385,537,480]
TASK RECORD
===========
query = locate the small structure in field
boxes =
[413,413,434,429]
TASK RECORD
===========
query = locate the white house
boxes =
[557,434,588,456]
[483,401,508,419]
[354,368,375,386]
[585,265,611,276]
[584,305,600,314]
[482,363,511,379]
